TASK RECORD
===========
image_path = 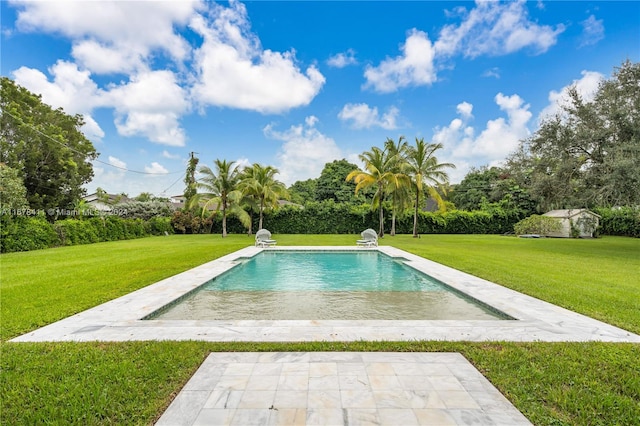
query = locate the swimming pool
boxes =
[13,245,640,343]
[147,251,510,321]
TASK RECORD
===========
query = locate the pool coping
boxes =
[10,246,640,343]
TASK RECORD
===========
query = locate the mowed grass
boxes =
[1,234,640,425]
[0,235,251,340]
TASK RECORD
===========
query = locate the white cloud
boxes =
[362,1,564,93]
[434,0,564,58]
[471,93,531,158]
[108,156,127,170]
[13,64,188,145]
[13,0,198,74]
[363,29,437,93]
[579,15,604,47]
[338,103,400,130]
[12,61,106,141]
[71,40,145,75]
[482,67,501,79]
[144,162,169,175]
[263,117,344,185]
[433,93,532,181]
[106,70,189,146]
[539,70,604,121]
[162,150,181,160]
[190,1,325,113]
[456,101,473,119]
[327,49,358,68]
[234,157,251,171]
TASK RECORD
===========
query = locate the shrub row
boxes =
[594,207,640,238]
[0,215,173,253]
[193,202,525,236]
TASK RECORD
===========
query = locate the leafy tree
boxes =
[95,187,110,204]
[451,166,501,211]
[405,138,454,237]
[0,77,97,212]
[134,192,154,202]
[316,159,364,204]
[193,159,250,237]
[288,178,317,205]
[0,163,29,210]
[516,60,640,210]
[239,163,289,231]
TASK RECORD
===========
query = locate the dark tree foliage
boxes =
[288,178,317,205]
[0,77,97,212]
[515,60,640,210]
[316,159,364,204]
[288,159,371,205]
[451,166,502,210]
[451,166,535,214]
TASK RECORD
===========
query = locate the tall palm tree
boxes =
[346,146,402,237]
[239,163,289,230]
[193,159,250,237]
[406,138,455,237]
[384,137,412,236]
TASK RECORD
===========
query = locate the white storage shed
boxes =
[542,209,601,238]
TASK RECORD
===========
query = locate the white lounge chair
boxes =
[356,228,378,247]
[255,229,277,248]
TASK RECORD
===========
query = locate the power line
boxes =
[160,174,185,196]
[2,109,183,175]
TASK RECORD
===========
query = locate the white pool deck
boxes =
[155,352,533,426]
[10,246,638,425]
[11,245,640,344]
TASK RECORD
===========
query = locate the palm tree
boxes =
[384,137,412,236]
[346,146,401,237]
[406,138,455,237]
[239,163,289,230]
[192,159,250,237]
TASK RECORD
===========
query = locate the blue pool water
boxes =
[208,251,443,292]
[149,251,508,321]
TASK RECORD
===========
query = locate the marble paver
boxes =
[156,352,532,426]
[10,246,640,343]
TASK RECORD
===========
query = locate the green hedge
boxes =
[200,202,524,236]
[0,215,59,252]
[0,215,174,253]
[594,207,640,238]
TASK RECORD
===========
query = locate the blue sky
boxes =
[2,1,639,198]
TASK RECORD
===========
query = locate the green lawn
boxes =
[1,234,639,425]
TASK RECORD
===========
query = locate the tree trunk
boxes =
[378,203,384,237]
[247,212,253,236]
[259,198,264,230]
[222,211,227,237]
[391,211,396,236]
[222,201,228,237]
[413,191,420,237]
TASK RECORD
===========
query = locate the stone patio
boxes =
[156,352,532,426]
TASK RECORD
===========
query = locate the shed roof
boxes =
[543,209,601,219]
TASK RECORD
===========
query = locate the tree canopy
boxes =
[512,60,640,210]
[0,163,29,210]
[0,77,97,212]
